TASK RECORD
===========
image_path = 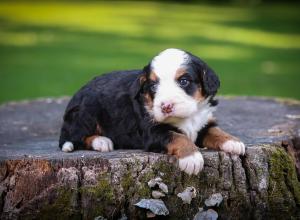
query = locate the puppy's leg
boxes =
[167,132,204,175]
[61,141,74,152]
[201,124,245,155]
[59,106,100,152]
[144,125,204,175]
[85,135,114,152]
[60,124,75,152]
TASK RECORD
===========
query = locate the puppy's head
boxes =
[139,48,220,123]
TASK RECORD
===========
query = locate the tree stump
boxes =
[0,97,299,219]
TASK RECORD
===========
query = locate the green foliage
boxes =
[0,1,299,103]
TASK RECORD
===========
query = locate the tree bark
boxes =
[0,97,299,219]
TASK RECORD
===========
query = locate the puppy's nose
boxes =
[161,102,174,114]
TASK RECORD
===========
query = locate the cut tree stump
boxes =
[0,97,300,219]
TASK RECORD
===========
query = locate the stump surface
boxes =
[0,97,300,219]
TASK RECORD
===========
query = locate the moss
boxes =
[183,174,200,187]
[135,169,155,198]
[121,172,135,193]
[152,160,176,186]
[37,187,81,220]
[139,170,155,183]
[136,183,151,198]
[122,162,154,198]
[268,147,300,217]
[84,178,114,201]
[80,175,116,218]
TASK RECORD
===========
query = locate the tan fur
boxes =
[149,71,158,81]
[175,67,187,80]
[144,92,154,109]
[140,74,147,84]
[84,123,103,149]
[167,132,198,158]
[84,135,99,149]
[142,72,156,112]
[175,67,204,102]
[193,88,205,102]
[203,126,238,150]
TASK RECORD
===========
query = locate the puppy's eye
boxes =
[178,78,190,88]
[150,83,158,92]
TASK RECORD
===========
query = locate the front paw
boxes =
[178,151,204,175]
[220,140,246,155]
[92,136,114,152]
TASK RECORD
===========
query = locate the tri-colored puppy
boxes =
[59,48,245,175]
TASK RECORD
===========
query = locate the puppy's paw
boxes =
[220,140,246,155]
[178,151,204,175]
[62,141,74,152]
[92,136,114,152]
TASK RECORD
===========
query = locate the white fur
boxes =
[151,48,190,80]
[220,140,246,155]
[178,151,204,175]
[92,136,114,152]
[149,49,216,140]
[62,141,74,152]
[151,48,198,122]
[174,98,216,142]
[153,81,199,122]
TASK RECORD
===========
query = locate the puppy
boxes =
[59,48,245,175]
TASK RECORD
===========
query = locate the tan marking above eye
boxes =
[149,71,158,82]
[175,67,188,80]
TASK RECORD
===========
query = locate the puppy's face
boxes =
[141,48,220,123]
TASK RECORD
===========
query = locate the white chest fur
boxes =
[174,100,216,142]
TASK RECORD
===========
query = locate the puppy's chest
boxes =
[175,106,215,142]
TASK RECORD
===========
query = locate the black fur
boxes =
[59,70,180,151]
[195,121,218,147]
[177,72,200,97]
[59,51,219,152]
[187,52,220,97]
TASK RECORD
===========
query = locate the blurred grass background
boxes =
[0,1,300,103]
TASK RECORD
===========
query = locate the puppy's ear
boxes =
[189,53,220,97]
[131,64,150,100]
[131,74,146,100]
[202,65,220,97]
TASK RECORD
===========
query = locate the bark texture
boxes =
[0,97,300,219]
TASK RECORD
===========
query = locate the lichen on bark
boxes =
[36,187,81,220]
[267,147,300,218]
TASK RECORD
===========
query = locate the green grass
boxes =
[0,1,300,103]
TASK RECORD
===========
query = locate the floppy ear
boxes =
[131,64,151,100]
[202,65,220,97]
[189,52,220,97]
[131,73,146,100]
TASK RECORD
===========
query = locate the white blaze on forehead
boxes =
[149,49,196,123]
[151,48,190,79]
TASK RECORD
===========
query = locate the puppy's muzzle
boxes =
[161,102,174,115]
